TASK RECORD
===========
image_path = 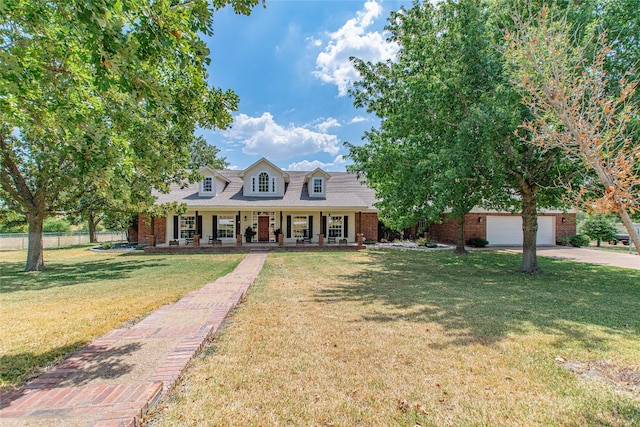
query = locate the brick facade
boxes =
[555,213,577,240]
[356,212,378,242]
[427,212,577,244]
[138,215,167,246]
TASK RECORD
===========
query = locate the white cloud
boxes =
[224,112,341,160]
[313,0,399,96]
[316,118,341,133]
[305,36,322,47]
[349,115,369,124]
[287,155,347,171]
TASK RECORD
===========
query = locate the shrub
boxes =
[556,236,571,246]
[467,237,489,248]
[569,234,590,247]
[43,217,71,232]
[101,242,114,250]
[580,214,617,247]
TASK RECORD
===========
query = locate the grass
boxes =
[0,247,244,391]
[154,249,640,426]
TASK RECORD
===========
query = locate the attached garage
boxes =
[486,216,555,246]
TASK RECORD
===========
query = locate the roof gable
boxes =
[304,168,331,182]
[239,158,289,181]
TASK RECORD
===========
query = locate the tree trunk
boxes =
[26,211,45,272]
[520,185,541,274]
[454,216,467,255]
[88,212,100,243]
[619,208,640,255]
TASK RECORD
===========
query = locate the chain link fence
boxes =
[0,232,127,251]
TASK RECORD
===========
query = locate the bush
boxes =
[569,234,590,247]
[580,214,617,247]
[43,217,71,232]
[556,236,571,246]
[101,242,114,250]
[467,237,489,248]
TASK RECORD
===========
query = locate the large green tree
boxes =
[0,0,260,271]
[347,0,581,272]
[348,0,506,255]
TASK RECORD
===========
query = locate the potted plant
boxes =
[244,226,256,243]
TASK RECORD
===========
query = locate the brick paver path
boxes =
[0,252,267,426]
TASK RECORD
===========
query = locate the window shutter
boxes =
[322,216,327,236]
[197,216,203,236]
[173,216,179,239]
[343,216,348,238]
[286,215,292,238]
[212,215,218,239]
[308,215,313,239]
[236,215,240,236]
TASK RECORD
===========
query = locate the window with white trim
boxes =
[180,216,196,238]
[218,215,235,238]
[313,178,323,194]
[201,176,213,193]
[258,172,269,192]
[328,216,343,238]
[293,216,308,239]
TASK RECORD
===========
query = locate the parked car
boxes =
[610,233,630,245]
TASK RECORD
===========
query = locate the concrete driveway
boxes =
[505,246,639,270]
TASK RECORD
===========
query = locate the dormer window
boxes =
[258,172,269,192]
[305,168,329,198]
[313,178,323,194]
[202,177,213,192]
[241,159,288,197]
[199,176,214,196]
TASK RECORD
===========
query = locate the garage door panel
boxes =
[486,216,555,246]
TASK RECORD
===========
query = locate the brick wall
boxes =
[428,214,488,244]
[428,215,458,243]
[555,213,577,240]
[428,212,577,244]
[138,215,167,245]
[356,212,378,242]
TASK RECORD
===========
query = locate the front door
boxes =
[258,216,270,242]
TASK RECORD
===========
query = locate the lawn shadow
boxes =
[0,256,169,293]
[317,249,640,349]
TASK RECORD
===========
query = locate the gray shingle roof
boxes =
[153,170,378,211]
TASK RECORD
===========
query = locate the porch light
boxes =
[562,217,566,223]
[478,217,483,223]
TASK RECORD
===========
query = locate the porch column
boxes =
[194,210,200,247]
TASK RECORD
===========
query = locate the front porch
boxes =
[143,239,365,253]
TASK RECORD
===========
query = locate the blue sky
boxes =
[200,0,412,171]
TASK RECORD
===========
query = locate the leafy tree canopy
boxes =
[0,0,261,271]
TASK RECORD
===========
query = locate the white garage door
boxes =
[486,216,555,246]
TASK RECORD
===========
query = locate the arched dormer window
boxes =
[258,172,269,192]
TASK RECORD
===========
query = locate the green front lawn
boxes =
[0,247,244,391]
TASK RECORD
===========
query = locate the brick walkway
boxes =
[0,252,267,427]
